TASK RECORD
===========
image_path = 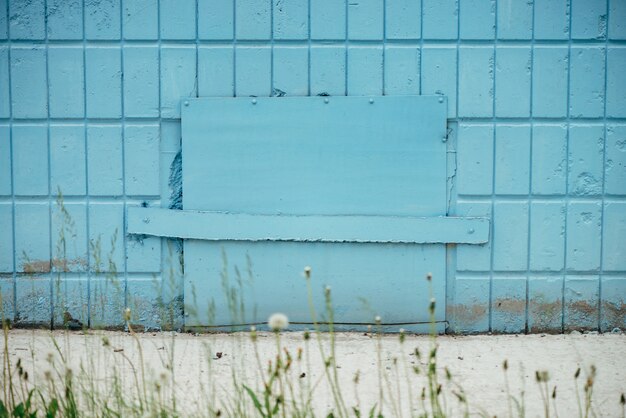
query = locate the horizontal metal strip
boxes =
[128,207,489,244]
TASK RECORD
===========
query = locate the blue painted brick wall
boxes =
[0,0,624,333]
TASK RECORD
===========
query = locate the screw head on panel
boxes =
[441,136,447,142]
[324,98,329,104]
[143,217,150,224]
[438,97,444,103]
[252,98,257,105]
[184,100,189,107]
[468,228,475,234]
[369,98,374,104]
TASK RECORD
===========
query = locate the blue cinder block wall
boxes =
[0,0,624,332]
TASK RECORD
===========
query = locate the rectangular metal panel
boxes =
[184,241,446,328]
[182,96,447,216]
[182,95,448,328]
[128,207,489,244]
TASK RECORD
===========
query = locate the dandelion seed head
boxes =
[268,313,289,331]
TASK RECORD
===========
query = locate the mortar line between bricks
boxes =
[44,0,54,329]
[81,0,92,328]
[5,0,17,325]
[5,39,626,47]
[562,0,574,333]
[488,0,499,333]
[598,0,610,332]
[525,0,537,334]
[119,0,130,318]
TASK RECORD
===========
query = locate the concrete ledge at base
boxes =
[127,207,490,244]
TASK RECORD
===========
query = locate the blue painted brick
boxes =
[386,0,421,39]
[48,47,85,118]
[491,276,526,333]
[459,0,495,40]
[532,124,567,195]
[8,0,45,39]
[236,0,271,40]
[123,0,158,40]
[0,278,14,321]
[568,125,604,196]
[198,47,234,96]
[422,0,457,40]
[235,47,271,97]
[86,47,122,118]
[123,46,159,118]
[127,278,162,328]
[495,125,530,195]
[0,204,13,272]
[348,0,383,40]
[566,201,602,271]
[274,0,308,40]
[273,47,309,96]
[528,277,563,333]
[601,276,626,331]
[0,2,6,39]
[456,200,492,271]
[569,47,606,118]
[11,48,48,119]
[605,125,626,195]
[456,124,493,195]
[50,125,86,196]
[160,47,196,119]
[13,125,48,196]
[310,46,346,96]
[90,276,125,327]
[124,124,160,196]
[0,126,9,195]
[450,276,490,333]
[347,47,383,95]
[15,202,50,273]
[311,0,346,40]
[87,125,123,196]
[15,277,51,326]
[85,0,121,40]
[493,202,529,271]
[609,0,626,40]
[47,0,83,40]
[607,48,626,118]
[160,0,196,40]
[495,47,530,117]
[198,0,234,40]
[51,202,87,272]
[534,0,568,40]
[0,48,8,117]
[564,276,599,331]
[384,46,420,95]
[127,231,161,273]
[530,202,565,271]
[571,0,607,40]
[52,279,88,327]
[497,0,532,40]
[88,203,125,272]
[532,47,568,118]
[603,202,626,271]
[421,47,457,118]
[458,47,493,117]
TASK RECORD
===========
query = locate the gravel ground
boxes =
[4,329,626,417]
